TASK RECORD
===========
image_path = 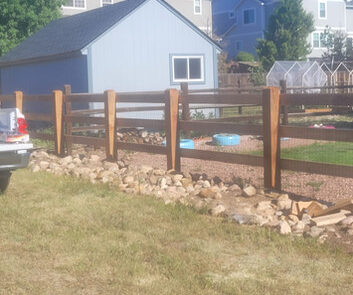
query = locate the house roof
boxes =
[0,0,220,67]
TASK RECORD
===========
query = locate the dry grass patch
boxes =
[0,169,352,294]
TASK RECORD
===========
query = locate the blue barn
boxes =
[0,0,220,97]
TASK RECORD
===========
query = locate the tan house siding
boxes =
[61,0,212,35]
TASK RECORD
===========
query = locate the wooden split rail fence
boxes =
[1,85,353,191]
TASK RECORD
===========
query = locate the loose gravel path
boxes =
[125,136,353,204]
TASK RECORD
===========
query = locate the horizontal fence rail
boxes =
[280,93,353,106]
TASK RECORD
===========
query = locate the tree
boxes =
[256,0,314,71]
[235,51,255,62]
[0,0,64,57]
[218,52,228,73]
[321,27,353,64]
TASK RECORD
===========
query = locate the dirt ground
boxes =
[124,136,353,204]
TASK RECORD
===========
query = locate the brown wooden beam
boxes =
[53,90,64,156]
[104,90,117,161]
[263,87,281,190]
[165,89,180,171]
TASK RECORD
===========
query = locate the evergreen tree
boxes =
[256,0,314,71]
[0,0,63,57]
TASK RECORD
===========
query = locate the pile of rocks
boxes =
[117,128,164,145]
[29,147,353,242]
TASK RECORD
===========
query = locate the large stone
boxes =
[292,221,306,232]
[73,158,82,165]
[199,188,216,199]
[211,204,226,216]
[228,184,242,194]
[153,169,165,176]
[123,175,135,185]
[340,216,353,226]
[306,226,325,238]
[251,215,270,226]
[276,194,292,211]
[256,201,272,211]
[232,214,254,225]
[61,156,72,165]
[37,150,49,159]
[242,185,257,197]
[172,174,184,183]
[181,178,193,188]
[67,163,76,170]
[140,165,153,174]
[78,167,92,179]
[159,178,168,189]
[90,155,101,162]
[149,175,159,186]
[202,180,211,188]
[279,220,291,235]
[39,161,50,170]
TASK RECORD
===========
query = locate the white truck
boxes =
[0,108,33,192]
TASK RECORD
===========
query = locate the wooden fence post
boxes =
[53,90,64,156]
[280,80,288,125]
[14,91,23,112]
[165,89,180,171]
[104,90,117,161]
[180,82,190,138]
[64,85,72,155]
[263,87,281,190]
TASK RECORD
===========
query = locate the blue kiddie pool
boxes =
[212,134,240,146]
[162,139,194,149]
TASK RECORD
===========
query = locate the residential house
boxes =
[213,0,353,60]
[62,0,213,35]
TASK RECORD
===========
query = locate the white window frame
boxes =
[171,55,204,83]
[194,0,202,15]
[62,0,86,9]
[313,32,320,48]
[101,0,113,7]
[320,32,326,48]
[243,8,256,25]
[318,0,327,19]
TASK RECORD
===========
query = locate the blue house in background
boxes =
[213,0,279,59]
[213,0,353,60]
[0,0,221,98]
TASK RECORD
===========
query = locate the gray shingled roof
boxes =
[0,0,149,66]
[0,0,219,67]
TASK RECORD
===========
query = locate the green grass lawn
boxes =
[250,141,353,167]
[0,170,353,294]
[281,141,353,166]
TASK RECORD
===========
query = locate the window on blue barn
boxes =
[172,56,204,82]
[189,58,202,79]
[243,9,255,24]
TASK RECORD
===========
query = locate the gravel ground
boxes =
[124,136,353,204]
